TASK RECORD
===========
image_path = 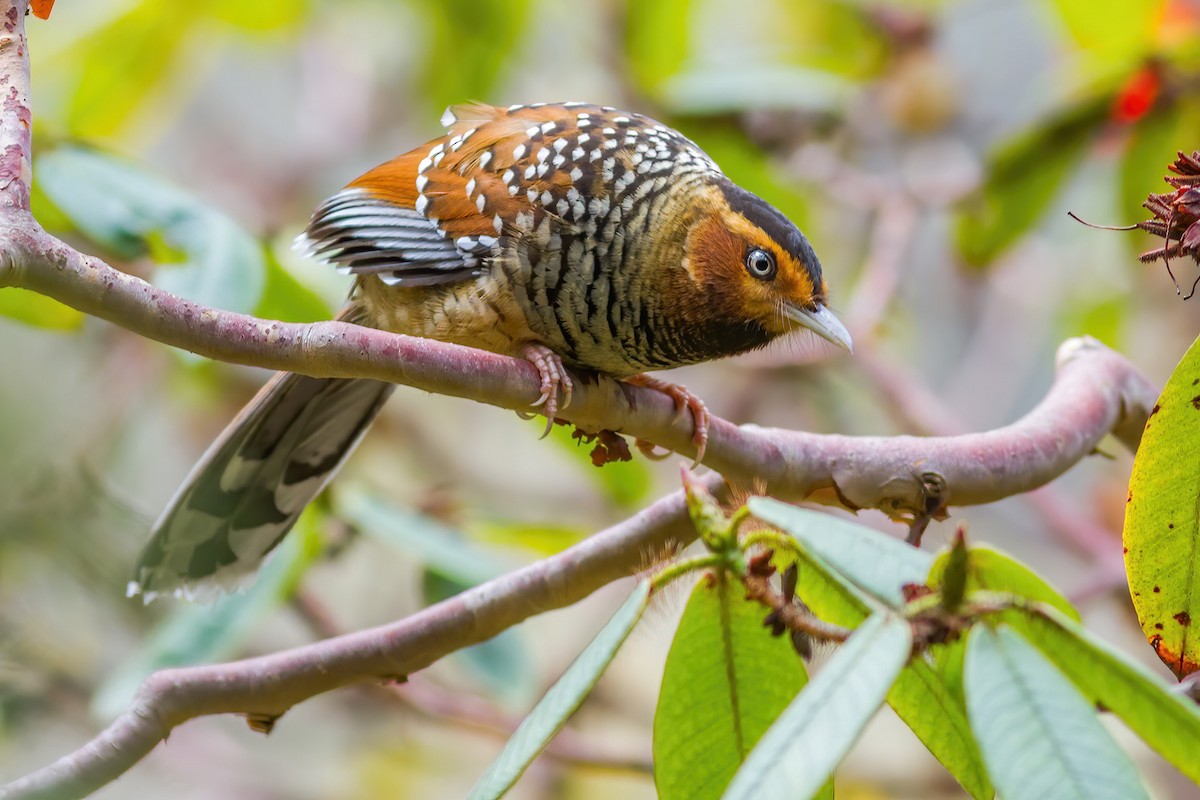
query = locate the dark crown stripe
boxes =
[715,179,823,291]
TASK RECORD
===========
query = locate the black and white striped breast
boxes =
[492,106,724,374]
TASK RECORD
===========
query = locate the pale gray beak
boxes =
[785,303,854,353]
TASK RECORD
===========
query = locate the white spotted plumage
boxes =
[302,102,722,299]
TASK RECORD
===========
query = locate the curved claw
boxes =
[624,374,710,466]
[559,373,574,411]
[538,388,557,439]
[521,343,572,438]
[635,438,673,461]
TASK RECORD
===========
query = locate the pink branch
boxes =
[0,0,29,212]
[702,337,1152,513]
[0,223,1157,516]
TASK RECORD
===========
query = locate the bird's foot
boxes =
[625,374,709,466]
[520,343,573,438]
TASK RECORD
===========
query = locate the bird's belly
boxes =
[358,274,533,358]
[357,251,674,379]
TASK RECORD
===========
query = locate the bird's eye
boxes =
[745,248,776,281]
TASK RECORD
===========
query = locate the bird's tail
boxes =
[130,309,394,601]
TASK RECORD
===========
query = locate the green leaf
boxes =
[954,96,1108,268]
[1015,604,1200,784]
[28,177,76,236]
[761,547,990,798]
[92,507,323,720]
[0,288,84,331]
[1124,332,1200,678]
[1120,106,1184,225]
[1117,99,1200,258]
[654,572,810,800]
[37,146,170,259]
[255,248,334,323]
[153,212,267,315]
[471,519,586,558]
[723,613,912,800]
[787,544,872,625]
[37,146,266,315]
[1058,293,1127,350]
[964,625,1150,800]
[889,656,993,800]
[927,544,1080,622]
[467,581,652,800]
[748,497,933,608]
[56,1,205,137]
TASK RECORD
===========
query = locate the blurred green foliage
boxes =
[37,145,267,314]
[1050,0,1166,67]
[412,0,533,116]
[954,95,1108,268]
[628,0,885,111]
[49,0,308,139]
[0,288,83,330]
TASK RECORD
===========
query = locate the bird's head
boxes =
[684,180,853,353]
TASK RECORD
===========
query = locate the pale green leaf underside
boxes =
[467,580,651,800]
[748,497,933,608]
[723,613,913,800]
[965,625,1149,800]
[1016,605,1200,784]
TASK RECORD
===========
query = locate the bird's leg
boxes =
[520,343,573,437]
[624,374,710,466]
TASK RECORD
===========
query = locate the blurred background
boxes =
[2,0,1199,797]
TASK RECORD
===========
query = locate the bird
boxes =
[129,101,852,600]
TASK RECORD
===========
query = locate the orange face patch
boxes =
[722,209,818,303]
[682,201,822,336]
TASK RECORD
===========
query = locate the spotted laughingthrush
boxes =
[130,102,853,598]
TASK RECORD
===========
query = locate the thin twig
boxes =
[742,570,852,643]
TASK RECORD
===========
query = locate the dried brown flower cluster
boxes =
[1139,150,1200,298]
